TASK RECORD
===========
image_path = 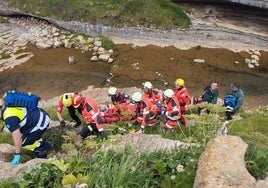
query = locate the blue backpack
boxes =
[224,95,237,108]
[3,90,40,111]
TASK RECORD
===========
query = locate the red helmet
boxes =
[72,93,84,108]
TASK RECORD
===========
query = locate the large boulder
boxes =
[194,135,256,188]
[0,143,15,162]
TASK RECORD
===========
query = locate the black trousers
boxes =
[67,106,82,125]
[226,110,236,120]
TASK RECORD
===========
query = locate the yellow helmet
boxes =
[175,78,184,86]
[61,93,73,107]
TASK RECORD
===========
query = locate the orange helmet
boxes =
[72,93,84,108]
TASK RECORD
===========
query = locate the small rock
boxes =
[107,57,114,64]
[131,44,137,49]
[53,41,62,48]
[253,50,261,56]
[248,63,255,68]
[35,42,52,49]
[90,56,98,61]
[99,54,110,61]
[251,59,258,64]
[251,54,260,61]
[244,58,251,64]
[94,40,102,47]
[108,49,114,55]
[93,46,99,52]
[68,56,77,64]
[194,59,205,63]
[97,47,106,54]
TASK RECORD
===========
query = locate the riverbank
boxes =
[0,3,267,110]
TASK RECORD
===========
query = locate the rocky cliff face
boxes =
[175,0,268,9]
[227,0,268,9]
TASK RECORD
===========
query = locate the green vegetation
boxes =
[4,0,190,29]
[0,105,267,187]
[0,16,9,23]
[195,45,202,50]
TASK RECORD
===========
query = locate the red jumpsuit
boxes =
[136,98,154,129]
[80,97,104,132]
[174,87,190,124]
[163,96,183,129]
[174,87,190,112]
[143,89,162,115]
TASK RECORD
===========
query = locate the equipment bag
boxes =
[224,95,237,108]
[4,90,40,111]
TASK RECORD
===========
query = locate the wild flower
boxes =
[131,166,137,172]
[176,164,184,172]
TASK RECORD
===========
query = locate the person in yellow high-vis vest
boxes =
[0,105,51,166]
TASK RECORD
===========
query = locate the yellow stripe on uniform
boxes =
[22,140,40,151]
[3,107,27,121]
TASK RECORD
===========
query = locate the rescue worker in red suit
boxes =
[142,81,163,115]
[174,78,190,125]
[131,91,153,134]
[56,92,82,128]
[108,87,130,105]
[72,93,106,139]
[162,89,184,130]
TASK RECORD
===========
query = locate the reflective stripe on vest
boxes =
[3,107,27,127]
[30,111,50,133]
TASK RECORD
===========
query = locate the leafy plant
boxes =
[99,35,118,55]
[195,45,202,50]
[0,16,9,23]
[17,163,64,188]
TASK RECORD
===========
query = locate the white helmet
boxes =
[143,81,153,89]
[108,87,117,95]
[164,89,174,98]
[132,92,143,102]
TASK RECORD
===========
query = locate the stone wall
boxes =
[173,0,268,9]
[227,0,268,9]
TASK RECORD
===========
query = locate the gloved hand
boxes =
[10,153,21,166]
[60,120,65,127]
[156,102,162,108]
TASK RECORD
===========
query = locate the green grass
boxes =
[4,0,190,29]
[228,108,268,178]
[0,16,9,23]
[1,106,267,186]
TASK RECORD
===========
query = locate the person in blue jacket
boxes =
[224,82,244,120]
[200,82,219,104]
[0,103,51,166]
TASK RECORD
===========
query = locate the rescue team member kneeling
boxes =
[0,103,51,166]
[161,89,183,130]
[131,91,154,134]
[71,93,106,140]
